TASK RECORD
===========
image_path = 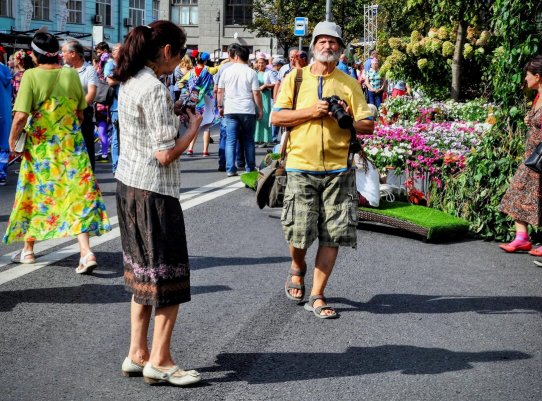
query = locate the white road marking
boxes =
[0,178,245,286]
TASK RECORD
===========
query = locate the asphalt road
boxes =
[0,133,541,401]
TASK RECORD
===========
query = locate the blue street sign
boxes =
[294,17,308,37]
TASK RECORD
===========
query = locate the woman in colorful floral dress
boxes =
[499,55,542,257]
[184,52,218,156]
[4,32,111,273]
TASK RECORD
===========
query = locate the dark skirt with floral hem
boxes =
[116,181,190,308]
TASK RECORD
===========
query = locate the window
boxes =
[129,0,145,27]
[96,0,112,26]
[171,0,198,26]
[1,0,11,17]
[152,0,159,20]
[225,0,252,26]
[33,0,50,20]
[67,0,83,24]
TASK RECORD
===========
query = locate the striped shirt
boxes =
[115,66,181,198]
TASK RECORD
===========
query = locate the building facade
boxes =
[0,0,276,57]
[173,0,276,59]
[0,0,159,50]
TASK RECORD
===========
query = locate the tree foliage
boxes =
[429,0,541,241]
[247,0,370,55]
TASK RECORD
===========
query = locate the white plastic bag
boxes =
[355,156,380,207]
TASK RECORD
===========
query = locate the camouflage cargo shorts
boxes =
[281,170,358,249]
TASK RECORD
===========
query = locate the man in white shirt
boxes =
[217,46,263,176]
[62,39,98,171]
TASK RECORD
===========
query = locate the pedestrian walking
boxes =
[365,58,386,109]
[499,55,542,259]
[217,45,263,176]
[272,21,374,318]
[254,53,273,146]
[113,20,202,386]
[4,32,111,271]
[11,49,34,104]
[213,44,246,171]
[104,43,120,173]
[185,52,218,157]
[61,39,98,171]
[268,56,286,145]
[0,46,12,186]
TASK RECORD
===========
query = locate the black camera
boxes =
[322,95,353,129]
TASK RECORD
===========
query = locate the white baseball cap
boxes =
[310,21,345,49]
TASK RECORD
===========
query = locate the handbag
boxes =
[255,68,303,209]
[94,79,115,106]
[13,69,62,153]
[525,142,542,174]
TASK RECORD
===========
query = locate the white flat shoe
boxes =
[11,249,36,264]
[143,363,201,386]
[75,252,97,274]
[121,357,144,377]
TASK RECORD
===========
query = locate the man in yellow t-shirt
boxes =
[272,21,374,319]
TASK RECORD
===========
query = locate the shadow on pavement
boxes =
[188,255,291,270]
[0,284,231,312]
[203,345,530,383]
[331,294,542,314]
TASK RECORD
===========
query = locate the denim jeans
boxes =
[110,111,119,173]
[219,118,245,170]
[271,125,281,143]
[224,114,256,174]
[368,91,382,109]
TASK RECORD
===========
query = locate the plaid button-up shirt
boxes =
[115,66,181,198]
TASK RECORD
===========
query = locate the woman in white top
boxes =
[113,20,203,387]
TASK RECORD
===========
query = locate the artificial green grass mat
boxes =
[359,201,470,240]
[240,171,259,190]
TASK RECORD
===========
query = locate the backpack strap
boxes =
[280,68,303,160]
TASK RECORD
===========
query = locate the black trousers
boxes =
[81,106,95,172]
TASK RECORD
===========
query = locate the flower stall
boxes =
[361,97,495,204]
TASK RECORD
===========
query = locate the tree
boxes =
[247,0,321,55]
[404,0,494,100]
[248,0,371,55]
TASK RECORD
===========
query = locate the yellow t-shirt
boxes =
[274,66,373,173]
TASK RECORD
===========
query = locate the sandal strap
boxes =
[308,294,326,306]
[79,252,95,265]
[314,305,336,315]
[289,265,307,277]
[286,282,303,291]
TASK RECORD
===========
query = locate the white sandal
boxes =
[11,249,36,264]
[75,252,97,274]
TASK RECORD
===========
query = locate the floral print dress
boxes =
[3,68,111,243]
[500,102,542,226]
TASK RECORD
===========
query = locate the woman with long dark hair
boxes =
[113,20,202,386]
[499,55,542,258]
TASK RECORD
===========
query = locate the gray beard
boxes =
[313,49,340,63]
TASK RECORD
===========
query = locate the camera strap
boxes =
[279,68,303,161]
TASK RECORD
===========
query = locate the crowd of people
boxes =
[0,18,540,387]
